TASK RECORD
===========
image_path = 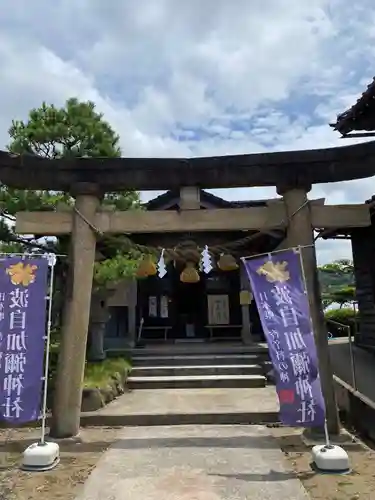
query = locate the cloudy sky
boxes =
[1,0,375,263]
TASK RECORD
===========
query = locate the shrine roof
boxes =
[365,194,375,219]
[1,139,375,191]
[144,189,268,210]
[331,77,375,136]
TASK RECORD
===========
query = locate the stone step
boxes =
[131,354,264,367]
[131,364,263,377]
[81,410,279,427]
[134,347,269,356]
[80,387,279,427]
[107,344,269,359]
[127,374,266,390]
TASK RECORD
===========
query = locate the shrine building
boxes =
[103,188,286,348]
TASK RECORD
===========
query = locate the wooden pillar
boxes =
[277,185,340,435]
[240,269,253,344]
[50,183,100,438]
[127,280,138,347]
[87,290,108,361]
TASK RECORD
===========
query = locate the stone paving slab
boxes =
[80,383,280,427]
[75,425,309,500]
[93,387,279,416]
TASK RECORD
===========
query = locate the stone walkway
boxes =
[75,425,309,499]
[83,386,279,426]
[73,339,375,498]
[76,349,310,499]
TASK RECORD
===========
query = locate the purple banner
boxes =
[243,249,326,427]
[0,257,49,423]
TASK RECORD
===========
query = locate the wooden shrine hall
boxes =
[131,188,284,346]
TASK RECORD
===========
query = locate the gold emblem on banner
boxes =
[6,262,38,287]
[256,260,290,283]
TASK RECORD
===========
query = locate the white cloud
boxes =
[0,0,375,263]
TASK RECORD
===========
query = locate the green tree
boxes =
[319,259,354,276]
[4,98,139,218]
[1,98,141,317]
[318,259,356,309]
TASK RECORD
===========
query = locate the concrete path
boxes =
[76,425,309,499]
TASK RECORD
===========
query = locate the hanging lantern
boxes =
[137,254,157,278]
[180,261,200,283]
[136,267,149,279]
[217,253,239,271]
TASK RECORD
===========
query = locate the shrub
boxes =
[325,308,358,337]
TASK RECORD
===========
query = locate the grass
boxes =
[83,357,132,389]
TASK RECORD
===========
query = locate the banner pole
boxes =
[40,254,57,445]
[347,313,357,391]
[323,419,331,448]
[297,247,352,472]
[297,245,331,443]
[0,253,66,257]
[241,244,314,262]
[297,246,309,299]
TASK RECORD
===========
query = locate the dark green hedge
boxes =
[325,307,358,337]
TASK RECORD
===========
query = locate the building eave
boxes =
[331,77,375,135]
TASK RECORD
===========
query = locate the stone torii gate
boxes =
[1,140,375,438]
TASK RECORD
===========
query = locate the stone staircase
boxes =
[82,344,279,427]
[127,346,270,390]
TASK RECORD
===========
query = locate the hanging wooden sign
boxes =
[207,294,230,325]
[160,295,169,318]
[148,296,157,317]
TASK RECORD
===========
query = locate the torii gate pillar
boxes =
[278,184,340,435]
[50,183,100,438]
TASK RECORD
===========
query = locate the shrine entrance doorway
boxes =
[170,262,207,341]
[136,259,245,343]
